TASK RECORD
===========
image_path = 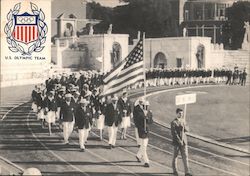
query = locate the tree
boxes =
[86,2,113,34]
[87,0,179,43]
[225,1,250,49]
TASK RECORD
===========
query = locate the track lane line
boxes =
[116,128,240,176]
[1,102,28,121]
[89,131,180,175]
[26,111,90,176]
[28,112,141,176]
[130,121,250,167]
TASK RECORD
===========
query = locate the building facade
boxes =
[180,0,235,44]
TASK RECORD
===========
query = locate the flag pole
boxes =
[142,32,147,133]
[143,32,146,97]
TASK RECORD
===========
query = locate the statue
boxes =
[183,27,187,37]
[107,24,112,34]
[196,45,204,68]
[64,23,74,37]
[89,25,94,35]
[242,21,250,50]
[111,43,121,68]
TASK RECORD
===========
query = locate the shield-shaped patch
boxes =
[12,12,39,44]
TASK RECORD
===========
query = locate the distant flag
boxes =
[102,38,144,96]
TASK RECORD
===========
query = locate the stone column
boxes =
[55,39,62,68]
[213,25,216,44]
[202,25,205,37]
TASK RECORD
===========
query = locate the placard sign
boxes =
[175,93,196,105]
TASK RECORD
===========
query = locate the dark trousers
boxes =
[172,144,190,174]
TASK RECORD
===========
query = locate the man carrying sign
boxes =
[171,108,192,176]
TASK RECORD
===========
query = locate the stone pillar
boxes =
[213,25,216,44]
[196,25,199,36]
[202,3,205,20]
[214,3,217,20]
[202,25,205,37]
[55,39,62,68]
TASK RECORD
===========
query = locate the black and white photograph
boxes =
[0,0,249,175]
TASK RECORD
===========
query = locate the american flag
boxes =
[103,39,144,95]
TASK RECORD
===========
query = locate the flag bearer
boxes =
[133,97,150,167]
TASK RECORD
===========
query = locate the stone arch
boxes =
[154,52,167,69]
[64,23,74,37]
[111,42,122,68]
[196,44,205,68]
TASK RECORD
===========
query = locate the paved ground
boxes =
[0,84,249,175]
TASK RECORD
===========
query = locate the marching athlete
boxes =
[75,99,93,151]
[171,108,192,176]
[97,96,106,140]
[36,88,46,128]
[43,91,57,136]
[60,93,75,145]
[133,97,150,167]
[118,91,132,140]
[105,95,121,149]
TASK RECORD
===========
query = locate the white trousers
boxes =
[137,138,149,163]
[63,121,74,143]
[78,128,90,149]
[134,127,141,145]
[108,123,118,146]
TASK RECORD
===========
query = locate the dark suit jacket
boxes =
[171,118,188,146]
[118,98,132,117]
[60,101,75,122]
[105,103,121,127]
[133,105,148,139]
[75,105,93,129]
[43,97,57,112]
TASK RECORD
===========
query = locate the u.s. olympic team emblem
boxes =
[4,2,48,55]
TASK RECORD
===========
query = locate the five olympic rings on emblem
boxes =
[17,16,35,24]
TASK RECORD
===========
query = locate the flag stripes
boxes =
[103,39,144,96]
[12,25,38,43]
[104,74,144,95]
[106,65,144,90]
[108,69,144,89]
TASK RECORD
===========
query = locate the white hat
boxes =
[80,98,89,104]
[138,97,145,102]
[65,93,72,98]
[74,91,80,95]
[112,95,118,101]
[144,101,150,106]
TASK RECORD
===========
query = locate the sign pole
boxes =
[184,103,187,122]
[182,103,187,144]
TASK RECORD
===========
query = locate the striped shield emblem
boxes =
[12,12,39,44]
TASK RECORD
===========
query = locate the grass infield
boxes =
[147,85,250,151]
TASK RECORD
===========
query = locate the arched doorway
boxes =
[154,52,167,69]
[64,23,74,37]
[111,42,122,68]
[196,45,205,68]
